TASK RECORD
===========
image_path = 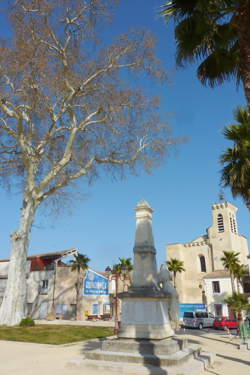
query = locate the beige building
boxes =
[166,201,249,311]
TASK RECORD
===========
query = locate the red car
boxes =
[213,316,238,330]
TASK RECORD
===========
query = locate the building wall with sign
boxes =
[82,269,111,317]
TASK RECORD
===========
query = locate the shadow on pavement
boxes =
[136,338,168,375]
[80,337,103,353]
[176,329,239,347]
[216,353,250,366]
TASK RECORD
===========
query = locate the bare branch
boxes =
[0,118,18,138]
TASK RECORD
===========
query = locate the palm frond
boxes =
[197,45,241,87]
[220,107,250,203]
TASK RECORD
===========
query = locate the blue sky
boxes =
[0,1,249,270]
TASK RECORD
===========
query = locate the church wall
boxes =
[167,242,212,303]
[208,202,249,269]
[166,201,249,308]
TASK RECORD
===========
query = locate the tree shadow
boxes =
[135,337,168,375]
[216,353,250,366]
[198,335,239,348]
[176,329,239,347]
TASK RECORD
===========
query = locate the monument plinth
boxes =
[118,200,174,339]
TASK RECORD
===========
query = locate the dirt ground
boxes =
[0,327,249,375]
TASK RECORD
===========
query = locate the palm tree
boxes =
[167,258,185,288]
[112,257,133,274]
[232,263,248,293]
[111,257,133,334]
[220,107,250,208]
[225,293,250,328]
[161,1,250,108]
[221,251,240,293]
[71,253,90,320]
[112,257,133,288]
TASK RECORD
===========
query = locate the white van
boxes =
[183,311,215,329]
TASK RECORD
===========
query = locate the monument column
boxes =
[118,200,174,339]
[132,201,159,291]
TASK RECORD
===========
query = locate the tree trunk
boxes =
[242,47,250,110]
[239,10,250,110]
[173,272,176,288]
[0,196,37,326]
[236,278,241,294]
[75,269,82,320]
[230,272,236,294]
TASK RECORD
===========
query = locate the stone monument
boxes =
[118,200,174,339]
[79,201,211,374]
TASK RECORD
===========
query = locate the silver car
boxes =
[183,311,215,329]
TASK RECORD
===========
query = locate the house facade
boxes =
[202,270,245,317]
[0,249,79,319]
[166,201,249,316]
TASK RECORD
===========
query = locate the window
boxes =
[217,214,224,232]
[233,217,237,233]
[243,280,250,293]
[42,280,48,289]
[92,304,100,314]
[212,281,220,293]
[39,280,49,294]
[230,217,234,233]
[103,303,111,313]
[230,215,237,234]
[195,312,208,318]
[183,312,194,318]
[199,255,206,272]
[56,304,68,315]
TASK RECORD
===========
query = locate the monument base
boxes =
[76,336,211,375]
[118,298,174,339]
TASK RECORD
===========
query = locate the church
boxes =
[166,201,250,317]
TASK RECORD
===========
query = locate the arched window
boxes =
[233,217,237,234]
[217,214,224,232]
[199,255,206,273]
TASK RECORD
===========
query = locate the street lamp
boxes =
[114,271,119,335]
[105,264,128,336]
[105,266,119,335]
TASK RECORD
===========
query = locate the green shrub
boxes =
[19,317,35,327]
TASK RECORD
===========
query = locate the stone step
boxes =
[84,347,196,367]
[68,354,206,375]
[101,338,182,355]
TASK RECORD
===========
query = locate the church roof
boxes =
[203,270,230,279]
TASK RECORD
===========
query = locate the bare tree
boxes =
[0,0,178,325]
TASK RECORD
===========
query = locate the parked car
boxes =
[213,316,238,330]
[183,311,215,329]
